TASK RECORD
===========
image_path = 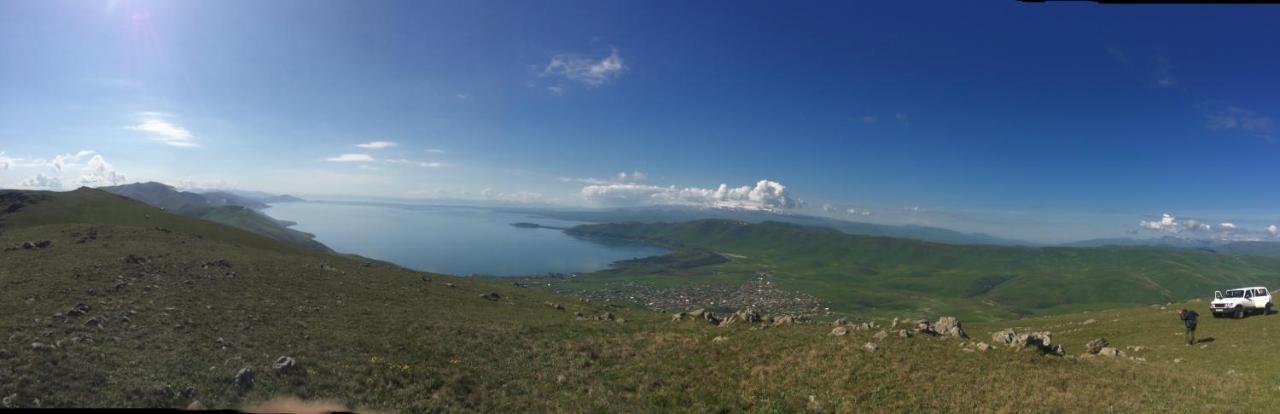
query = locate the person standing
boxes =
[1179,309,1199,346]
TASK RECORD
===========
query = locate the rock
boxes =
[273,356,297,372]
[186,400,206,410]
[1098,347,1121,357]
[772,315,797,326]
[555,374,567,384]
[834,317,848,326]
[319,263,336,271]
[830,326,850,337]
[0,349,12,359]
[992,329,1060,355]
[671,312,688,322]
[975,342,991,352]
[704,312,721,326]
[234,367,255,391]
[862,342,878,352]
[933,316,967,339]
[445,283,456,288]
[480,292,501,301]
[688,309,706,318]
[914,319,934,335]
[897,329,913,338]
[890,317,900,328]
[873,330,889,341]
[2,394,15,408]
[1082,319,1097,325]
[30,342,53,351]
[1085,338,1109,355]
[1173,358,1184,363]
[84,317,103,329]
[712,336,729,343]
[66,303,91,317]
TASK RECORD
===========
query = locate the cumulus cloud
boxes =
[581,179,798,211]
[1206,106,1276,141]
[21,173,64,190]
[542,48,626,87]
[0,152,14,170]
[1220,222,1237,231]
[325,154,375,162]
[129,114,197,147]
[1139,213,1178,232]
[848,208,871,216]
[356,141,397,149]
[1269,225,1279,236]
[50,150,95,172]
[77,154,128,187]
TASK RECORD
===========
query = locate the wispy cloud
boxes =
[384,158,411,164]
[1206,106,1276,141]
[425,148,446,154]
[542,48,627,87]
[356,141,397,149]
[546,86,565,96]
[129,113,197,148]
[1106,47,1132,68]
[1154,56,1176,88]
[419,162,443,168]
[560,170,647,185]
[325,153,375,162]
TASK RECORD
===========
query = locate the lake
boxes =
[264,201,668,276]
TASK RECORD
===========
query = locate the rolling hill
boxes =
[99,182,328,252]
[566,220,1280,320]
[3,188,1280,412]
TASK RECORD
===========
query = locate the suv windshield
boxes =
[1224,290,1246,298]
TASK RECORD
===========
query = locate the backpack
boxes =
[1185,312,1198,329]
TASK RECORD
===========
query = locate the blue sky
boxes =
[2,0,1279,243]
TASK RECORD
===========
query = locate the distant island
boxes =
[510,222,568,230]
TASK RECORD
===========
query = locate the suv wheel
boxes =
[1267,303,1274,316]
[1235,306,1246,319]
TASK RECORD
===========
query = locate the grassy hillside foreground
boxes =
[3,189,1280,412]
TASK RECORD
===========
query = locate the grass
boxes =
[565,220,1280,320]
[4,189,1280,412]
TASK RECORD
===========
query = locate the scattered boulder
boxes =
[974,342,991,352]
[84,317,102,329]
[830,326,850,337]
[712,336,729,343]
[897,329,913,338]
[2,394,15,408]
[319,263,336,271]
[234,368,255,391]
[1085,338,1109,355]
[124,254,149,265]
[772,315,797,326]
[834,317,849,326]
[862,342,878,352]
[688,309,707,318]
[933,316,968,339]
[273,356,297,373]
[914,319,934,335]
[186,401,206,410]
[991,329,1062,355]
[723,309,762,325]
[1098,347,1121,357]
[671,312,688,322]
[30,342,54,351]
[873,330,889,341]
[480,292,501,301]
[1081,319,1097,325]
[445,283,456,288]
[66,303,91,317]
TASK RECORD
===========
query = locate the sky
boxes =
[2,0,1279,243]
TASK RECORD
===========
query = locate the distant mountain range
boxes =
[1064,236,1280,257]
[99,182,327,252]
[508,206,1032,246]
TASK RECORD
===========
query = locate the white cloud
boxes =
[129,114,197,148]
[77,154,127,187]
[617,171,647,182]
[1206,106,1276,141]
[0,152,14,170]
[546,86,565,96]
[425,148,446,154]
[847,208,871,216]
[1220,222,1237,231]
[50,150,95,172]
[384,158,411,164]
[561,171,647,185]
[21,173,64,190]
[542,48,626,87]
[325,153,375,163]
[481,188,544,204]
[581,179,798,211]
[455,93,470,100]
[419,162,443,168]
[356,141,398,149]
[1268,225,1279,236]
[358,165,383,171]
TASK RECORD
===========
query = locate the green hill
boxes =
[99,182,328,252]
[566,220,1280,320]
[4,189,1280,412]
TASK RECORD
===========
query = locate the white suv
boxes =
[1210,286,1273,318]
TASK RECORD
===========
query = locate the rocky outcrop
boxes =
[830,326,850,337]
[1084,338,1108,355]
[991,329,1064,355]
[933,317,967,339]
[234,368,255,391]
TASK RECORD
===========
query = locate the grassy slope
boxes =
[5,189,1280,412]
[567,220,1280,320]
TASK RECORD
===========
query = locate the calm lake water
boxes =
[264,201,668,276]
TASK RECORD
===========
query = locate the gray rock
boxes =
[480,292,501,301]
[0,349,12,359]
[873,330,889,341]
[2,394,15,408]
[1085,338,1109,355]
[933,316,968,339]
[273,356,297,372]
[30,342,53,351]
[897,329,913,338]
[671,312,688,322]
[862,342,878,352]
[830,326,850,337]
[234,367,255,391]
[1099,347,1121,357]
[66,303,90,317]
